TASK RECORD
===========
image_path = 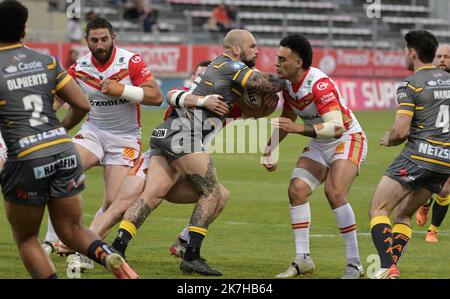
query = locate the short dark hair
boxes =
[86,17,114,37]
[279,34,313,69]
[404,30,438,63]
[0,0,28,43]
[195,60,211,69]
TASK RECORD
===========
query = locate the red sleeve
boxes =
[282,90,293,111]
[311,78,340,115]
[67,62,76,79]
[128,54,153,86]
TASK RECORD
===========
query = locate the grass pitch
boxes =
[0,109,449,279]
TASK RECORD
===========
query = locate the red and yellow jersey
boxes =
[68,47,153,138]
[282,67,363,142]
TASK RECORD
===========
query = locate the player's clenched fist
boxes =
[261,152,278,172]
[100,79,124,97]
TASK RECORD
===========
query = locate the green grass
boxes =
[0,109,449,278]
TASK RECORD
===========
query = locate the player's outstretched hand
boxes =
[100,79,124,97]
[203,94,229,116]
[271,117,298,133]
[261,152,278,172]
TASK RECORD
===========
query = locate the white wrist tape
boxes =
[197,97,207,107]
[169,90,188,108]
[313,110,344,138]
[121,85,144,104]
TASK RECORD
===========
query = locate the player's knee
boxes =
[324,187,347,203]
[186,174,219,198]
[288,180,310,204]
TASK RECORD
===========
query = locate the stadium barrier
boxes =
[26,42,406,110]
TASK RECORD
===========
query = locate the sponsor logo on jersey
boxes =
[11,54,27,62]
[427,79,450,86]
[89,98,129,106]
[19,127,67,148]
[152,128,167,138]
[305,80,312,88]
[131,55,142,64]
[33,155,77,179]
[3,61,45,75]
[418,142,450,160]
[316,81,329,91]
[230,61,246,71]
[3,65,18,74]
[335,142,345,154]
[123,147,136,160]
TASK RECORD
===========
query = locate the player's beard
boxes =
[438,65,450,72]
[92,44,114,64]
[241,53,256,68]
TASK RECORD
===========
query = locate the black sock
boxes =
[371,222,394,268]
[184,231,205,261]
[87,239,114,266]
[431,201,449,227]
[391,223,411,264]
[112,228,132,256]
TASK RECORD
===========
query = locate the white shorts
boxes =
[128,149,151,179]
[0,132,7,162]
[301,132,368,169]
[72,122,141,167]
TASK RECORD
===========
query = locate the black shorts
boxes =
[0,147,85,206]
[385,155,450,194]
[150,117,206,162]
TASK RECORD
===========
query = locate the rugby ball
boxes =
[242,87,264,109]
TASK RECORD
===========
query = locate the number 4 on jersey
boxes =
[436,105,449,133]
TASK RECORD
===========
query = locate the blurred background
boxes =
[17,0,450,111]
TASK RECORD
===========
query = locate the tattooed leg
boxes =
[112,156,180,256]
[172,153,224,261]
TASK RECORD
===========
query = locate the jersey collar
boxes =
[90,46,117,73]
[415,65,436,73]
[0,43,23,51]
[222,53,236,61]
[291,67,311,93]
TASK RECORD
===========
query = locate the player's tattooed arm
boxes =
[123,198,152,229]
[246,71,284,93]
[185,159,220,227]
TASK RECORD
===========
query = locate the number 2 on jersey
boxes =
[23,94,49,127]
[436,104,449,133]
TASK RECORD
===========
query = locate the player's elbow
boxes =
[145,90,163,106]
[81,100,91,113]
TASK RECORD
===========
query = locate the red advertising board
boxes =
[23,42,406,110]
